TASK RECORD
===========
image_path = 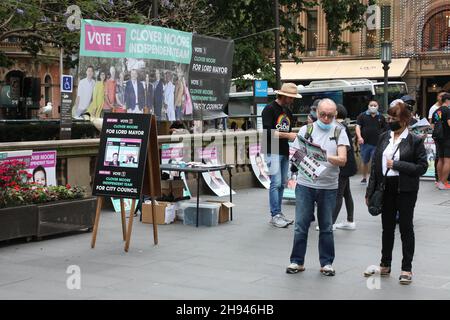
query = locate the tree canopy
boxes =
[0,0,374,86]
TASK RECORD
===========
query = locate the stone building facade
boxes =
[282,0,450,117]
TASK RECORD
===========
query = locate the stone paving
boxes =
[0,176,449,299]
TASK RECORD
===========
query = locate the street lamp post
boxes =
[381,42,392,112]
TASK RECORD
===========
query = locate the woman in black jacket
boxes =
[365,101,428,285]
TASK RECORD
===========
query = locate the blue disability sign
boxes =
[61,75,73,93]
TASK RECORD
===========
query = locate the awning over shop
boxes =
[281,58,410,81]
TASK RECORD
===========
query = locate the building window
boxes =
[44,75,52,104]
[306,10,318,51]
[423,10,450,51]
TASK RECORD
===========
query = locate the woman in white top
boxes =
[365,101,428,285]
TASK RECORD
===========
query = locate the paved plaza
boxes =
[0,175,449,300]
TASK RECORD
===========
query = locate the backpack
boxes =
[304,123,341,145]
[432,115,444,141]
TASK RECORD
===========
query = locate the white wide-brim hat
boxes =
[274,82,302,99]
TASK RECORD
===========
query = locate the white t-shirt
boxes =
[292,121,350,190]
[428,103,439,120]
[75,78,95,117]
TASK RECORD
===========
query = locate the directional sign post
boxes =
[60,75,73,140]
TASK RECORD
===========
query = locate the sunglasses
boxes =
[318,112,335,119]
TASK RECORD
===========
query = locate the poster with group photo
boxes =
[161,143,191,197]
[197,146,235,197]
[92,113,151,199]
[249,143,270,189]
[75,19,233,122]
[26,151,57,187]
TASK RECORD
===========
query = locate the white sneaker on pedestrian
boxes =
[437,181,447,190]
[279,213,294,225]
[270,214,289,228]
[286,263,305,274]
[315,225,336,231]
[320,265,335,276]
[335,221,356,230]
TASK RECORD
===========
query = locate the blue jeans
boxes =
[175,105,182,120]
[290,184,337,267]
[267,154,289,217]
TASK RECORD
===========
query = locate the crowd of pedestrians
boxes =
[262,83,449,285]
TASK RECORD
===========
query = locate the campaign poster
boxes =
[423,134,436,178]
[0,150,32,166]
[76,19,233,122]
[249,143,270,189]
[92,113,151,199]
[27,151,57,186]
[197,146,235,197]
[189,34,234,120]
[161,143,191,197]
[283,146,297,200]
[110,197,133,213]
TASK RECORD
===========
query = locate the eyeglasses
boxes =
[318,112,335,119]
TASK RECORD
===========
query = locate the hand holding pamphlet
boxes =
[290,135,328,183]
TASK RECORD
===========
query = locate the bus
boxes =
[226,79,408,126]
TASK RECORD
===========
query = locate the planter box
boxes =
[36,197,96,238]
[0,205,38,242]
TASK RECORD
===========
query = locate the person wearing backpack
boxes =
[286,98,350,277]
[333,104,357,230]
[431,93,450,190]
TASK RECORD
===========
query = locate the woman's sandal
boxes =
[399,272,412,285]
[363,265,391,277]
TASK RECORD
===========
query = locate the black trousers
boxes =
[381,176,417,272]
[332,176,354,224]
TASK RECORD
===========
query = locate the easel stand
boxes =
[90,197,137,252]
[90,114,161,252]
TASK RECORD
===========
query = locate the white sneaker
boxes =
[270,214,289,228]
[286,263,305,274]
[316,225,336,231]
[437,182,447,190]
[279,213,294,225]
[320,264,335,276]
[335,221,356,230]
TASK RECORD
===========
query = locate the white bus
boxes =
[226,79,408,124]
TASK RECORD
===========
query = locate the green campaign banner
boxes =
[74,19,233,122]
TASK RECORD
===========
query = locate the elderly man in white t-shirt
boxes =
[73,66,95,118]
[286,98,350,277]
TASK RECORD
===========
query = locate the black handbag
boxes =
[368,145,400,216]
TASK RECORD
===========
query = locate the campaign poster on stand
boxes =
[283,146,297,200]
[249,144,270,189]
[26,151,57,186]
[423,134,436,178]
[197,146,235,197]
[161,143,191,197]
[92,113,151,199]
[76,19,233,122]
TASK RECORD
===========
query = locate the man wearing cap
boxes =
[262,83,300,228]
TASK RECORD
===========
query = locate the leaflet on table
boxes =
[290,135,327,183]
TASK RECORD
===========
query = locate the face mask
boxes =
[388,121,402,131]
[368,106,378,114]
[317,119,332,131]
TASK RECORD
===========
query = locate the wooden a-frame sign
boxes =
[90,114,161,252]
